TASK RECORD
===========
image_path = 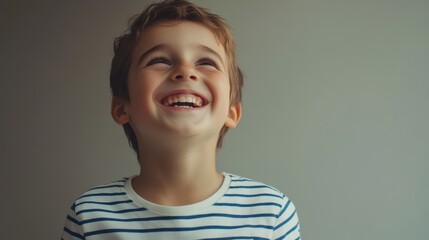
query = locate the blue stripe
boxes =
[224,193,282,199]
[276,200,291,218]
[202,237,269,240]
[215,202,282,208]
[78,213,277,225]
[76,207,147,216]
[86,224,273,237]
[275,222,299,240]
[78,192,126,199]
[67,215,80,225]
[231,178,252,182]
[89,184,124,191]
[75,199,133,207]
[275,210,296,231]
[230,185,273,189]
[63,226,84,240]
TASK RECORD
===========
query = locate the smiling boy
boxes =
[62,1,300,239]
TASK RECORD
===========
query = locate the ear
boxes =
[225,103,242,128]
[111,96,130,125]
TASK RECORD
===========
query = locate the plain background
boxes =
[1,0,428,239]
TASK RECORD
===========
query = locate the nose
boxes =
[171,63,198,81]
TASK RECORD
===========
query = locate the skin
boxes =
[111,21,241,206]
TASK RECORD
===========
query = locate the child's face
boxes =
[119,21,240,144]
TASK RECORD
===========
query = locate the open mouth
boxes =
[161,93,206,108]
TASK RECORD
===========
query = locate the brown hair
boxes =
[110,0,243,157]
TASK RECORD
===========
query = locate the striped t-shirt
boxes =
[62,173,301,240]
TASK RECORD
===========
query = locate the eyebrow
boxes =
[137,44,169,67]
[197,44,225,67]
[136,44,225,68]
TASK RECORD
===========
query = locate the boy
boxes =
[62,0,300,239]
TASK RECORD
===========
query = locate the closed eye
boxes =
[145,56,171,66]
[197,57,219,68]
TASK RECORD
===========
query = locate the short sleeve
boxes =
[271,196,301,240]
[61,203,85,240]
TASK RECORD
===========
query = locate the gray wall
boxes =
[1,0,428,239]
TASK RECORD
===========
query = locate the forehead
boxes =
[133,21,226,60]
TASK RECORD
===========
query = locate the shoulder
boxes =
[71,177,131,215]
[225,173,301,238]
[62,178,133,239]
[226,173,286,197]
[224,173,294,210]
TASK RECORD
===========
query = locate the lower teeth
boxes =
[174,105,193,108]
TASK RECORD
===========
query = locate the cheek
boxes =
[206,72,231,107]
[130,72,162,100]
[204,71,229,88]
[214,74,230,97]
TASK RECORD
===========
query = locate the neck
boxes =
[132,137,223,206]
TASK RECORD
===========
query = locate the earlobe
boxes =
[111,97,130,125]
[225,103,242,128]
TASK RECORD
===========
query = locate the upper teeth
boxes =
[162,94,203,107]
